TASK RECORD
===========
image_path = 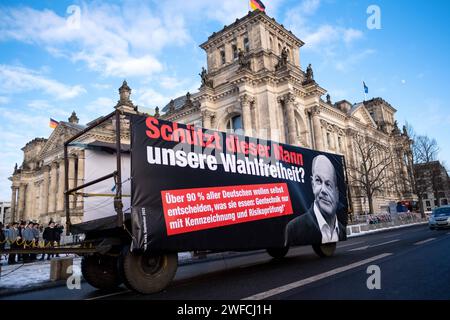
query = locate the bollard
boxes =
[50,257,73,281]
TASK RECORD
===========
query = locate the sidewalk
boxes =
[0,221,428,297]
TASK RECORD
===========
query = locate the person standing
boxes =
[43,221,56,260]
[7,222,20,264]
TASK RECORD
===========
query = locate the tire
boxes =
[266,247,289,259]
[119,249,178,294]
[81,255,122,290]
[312,243,337,258]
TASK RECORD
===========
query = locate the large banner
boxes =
[131,115,348,252]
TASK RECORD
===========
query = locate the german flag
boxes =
[250,0,265,12]
[49,118,59,129]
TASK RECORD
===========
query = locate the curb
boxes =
[347,222,428,238]
[0,222,428,297]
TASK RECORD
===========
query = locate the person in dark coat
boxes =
[286,155,347,246]
[42,221,57,260]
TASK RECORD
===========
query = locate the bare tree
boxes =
[414,135,439,164]
[406,123,442,216]
[348,134,393,214]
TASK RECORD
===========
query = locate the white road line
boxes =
[349,239,400,252]
[241,253,393,300]
[414,238,436,246]
[85,290,131,300]
[371,239,400,248]
[337,241,366,248]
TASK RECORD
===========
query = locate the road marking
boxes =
[349,239,400,252]
[85,290,131,300]
[414,238,436,246]
[337,241,365,248]
[241,253,393,300]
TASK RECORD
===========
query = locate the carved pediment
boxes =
[38,123,83,159]
[350,104,377,128]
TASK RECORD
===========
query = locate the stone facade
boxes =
[160,10,416,215]
[0,201,11,224]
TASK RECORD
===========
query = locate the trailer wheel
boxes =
[81,255,122,290]
[266,247,289,259]
[120,250,178,294]
[312,243,337,258]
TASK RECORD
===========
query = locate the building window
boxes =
[427,208,432,212]
[442,199,449,206]
[326,132,331,149]
[426,201,431,207]
[434,200,438,206]
[422,194,428,200]
[338,136,342,151]
[227,115,243,132]
[232,42,238,60]
[269,37,274,51]
[219,47,226,65]
[243,35,250,53]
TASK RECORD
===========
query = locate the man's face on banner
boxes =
[311,156,339,220]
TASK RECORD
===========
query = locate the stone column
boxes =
[17,184,26,221]
[56,160,65,212]
[311,106,324,150]
[202,110,213,129]
[77,151,85,211]
[240,94,253,137]
[41,165,50,219]
[10,186,17,222]
[286,94,298,145]
[68,155,76,209]
[48,162,58,214]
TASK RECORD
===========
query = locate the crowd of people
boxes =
[0,220,64,265]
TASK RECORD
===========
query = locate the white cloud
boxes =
[335,49,375,72]
[284,0,364,51]
[135,88,171,109]
[159,76,191,90]
[0,96,10,104]
[84,97,116,119]
[0,64,86,100]
[0,3,190,78]
[343,29,364,44]
[92,83,112,90]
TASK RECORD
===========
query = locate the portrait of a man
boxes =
[285,155,346,245]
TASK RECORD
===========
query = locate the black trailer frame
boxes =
[64,109,127,235]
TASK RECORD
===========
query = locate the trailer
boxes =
[2,109,350,294]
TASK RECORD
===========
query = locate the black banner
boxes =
[131,115,348,252]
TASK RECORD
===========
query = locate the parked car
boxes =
[429,206,450,229]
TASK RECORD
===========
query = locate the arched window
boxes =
[226,115,243,133]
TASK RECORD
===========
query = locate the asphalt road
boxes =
[2,224,450,300]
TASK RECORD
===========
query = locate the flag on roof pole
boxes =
[250,0,266,12]
[363,81,369,101]
[49,118,59,129]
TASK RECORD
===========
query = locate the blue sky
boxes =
[0,0,449,201]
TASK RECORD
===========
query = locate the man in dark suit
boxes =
[286,155,346,246]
